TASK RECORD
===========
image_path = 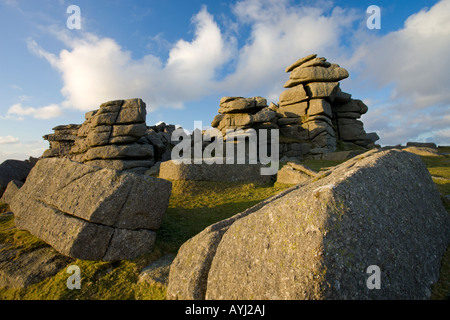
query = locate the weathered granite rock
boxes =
[298,57,331,69]
[138,254,175,287]
[168,149,450,300]
[84,159,155,171]
[406,142,437,149]
[0,246,71,288]
[0,180,23,204]
[252,108,277,123]
[321,150,366,161]
[279,85,308,106]
[0,159,34,197]
[337,119,367,141]
[308,99,332,117]
[82,143,154,162]
[285,54,317,73]
[10,158,172,261]
[285,65,349,87]
[159,160,272,184]
[403,147,441,157]
[277,102,308,118]
[72,99,147,154]
[216,113,253,130]
[276,54,377,157]
[218,97,266,114]
[304,82,340,101]
[42,124,81,158]
[333,99,368,115]
[276,162,317,184]
[167,186,300,300]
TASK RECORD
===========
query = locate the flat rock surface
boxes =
[0,245,71,288]
[10,157,171,261]
[138,254,175,287]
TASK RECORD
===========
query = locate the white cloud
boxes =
[6,103,63,120]
[349,0,450,145]
[221,0,358,100]
[0,136,19,145]
[10,84,23,91]
[29,2,358,111]
[28,6,235,112]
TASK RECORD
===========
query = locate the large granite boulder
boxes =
[276,162,317,184]
[0,160,34,197]
[167,149,450,300]
[0,245,71,288]
[0,180,23,204]
[159,160,272,184]
[10,158,172,261]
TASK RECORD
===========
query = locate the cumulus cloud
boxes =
[0,136,19,145]
[28,1,360,112]
[349,0,450,145]
[221,0,359,100]
[28,6,235,112]
[353,0,450,109]
[5,103,63,120]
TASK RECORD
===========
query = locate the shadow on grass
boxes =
[156,200,265,253]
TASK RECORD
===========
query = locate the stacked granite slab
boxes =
[277,54,379,158]
[276,54,349,156]
[211,97,278,135]
[42,99,181,174]
[10,157,172,261]
[69,99,154,174]
[209,97,278,163]
[42,124,81,158]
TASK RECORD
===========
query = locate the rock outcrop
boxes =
[0,180,23,204]
[0,245,71,288]
[159,161,272,184]
[0,159,35,198]
[276,162,317,184]
[167,149,450,300]
[10,157,172,261]
[42,99,178,174]
[208,54,379,161]
[211,97,278,135]
[277,54,378,157]
[42,124,81,159]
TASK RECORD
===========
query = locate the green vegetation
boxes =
[157,181,291,253]
[0,148,448,300]
[425,147,450,300]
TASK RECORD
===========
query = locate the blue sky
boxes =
[1,0,449,162]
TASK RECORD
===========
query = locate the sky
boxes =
[0,0,449,163]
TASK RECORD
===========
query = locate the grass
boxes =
[157,181,291,253]
[0,148,448,300]
[423,148,450,299]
